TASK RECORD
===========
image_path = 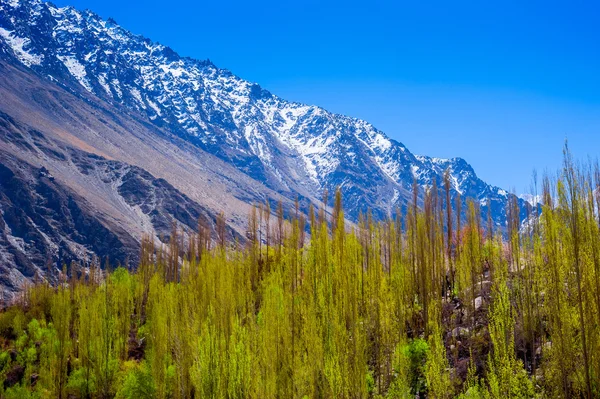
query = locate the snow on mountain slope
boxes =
[0,0,530,226]
[519,194,542,207]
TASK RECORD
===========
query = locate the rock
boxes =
[454,358,470,381]
[536,341,552,355]
[451,327,470,338]
[475,296,483,310]
[38,167,54,180]
[4,364,24,388]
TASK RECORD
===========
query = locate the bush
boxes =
[403,338,429,396]
[115,361,155,399]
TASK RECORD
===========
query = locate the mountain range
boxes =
[0,0,531,297]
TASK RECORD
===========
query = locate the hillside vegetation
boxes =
[0,146,598,398]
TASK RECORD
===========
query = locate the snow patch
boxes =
[130,87,146,108]
[111,79,122,98]
[147,99,162,116]
[0,27,43,66]
[97,73,111,95]
[411,165,420,178]
[451,174,463,195]
[57,54,93,92]
[519,194,541,206]
[159,64,186,78]
[372,133,391,152]
[391,189,400,205]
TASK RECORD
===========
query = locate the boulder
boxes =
[451,327,470,338]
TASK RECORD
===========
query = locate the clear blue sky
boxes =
[53,0,600,193]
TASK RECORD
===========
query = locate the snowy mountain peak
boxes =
[0,0,530,226]
[519,194,542,207]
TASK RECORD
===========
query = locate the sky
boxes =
[53,0,600,193]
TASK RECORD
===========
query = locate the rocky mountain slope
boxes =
[0,107,243,297]
[0,0,531,294]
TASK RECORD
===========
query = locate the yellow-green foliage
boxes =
[0,146,598,398]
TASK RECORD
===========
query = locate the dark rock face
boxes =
[0,152,137,292]
[3,364,25,389]
[67,148,220,242]
[116,167,206,234]
[0,114,231,297]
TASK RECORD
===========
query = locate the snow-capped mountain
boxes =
[519,194,542,207]
[0,0,530,269]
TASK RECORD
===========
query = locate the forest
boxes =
[0,146,598,399]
